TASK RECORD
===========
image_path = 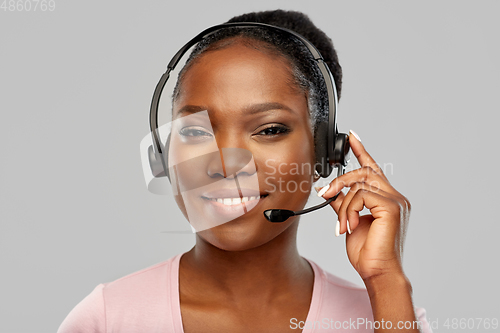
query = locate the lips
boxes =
[203,195,266,206]
[201,188,266,199]
[198,188,269,224]
[202,188,267,206]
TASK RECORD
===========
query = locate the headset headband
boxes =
[148,22,349,181]
[149,22,339,160]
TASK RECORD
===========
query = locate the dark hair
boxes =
[172,9,342,134]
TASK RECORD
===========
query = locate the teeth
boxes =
[207,196,265,205]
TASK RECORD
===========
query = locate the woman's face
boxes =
[171,40,316,251]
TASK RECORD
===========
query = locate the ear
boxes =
[313,170,321,183]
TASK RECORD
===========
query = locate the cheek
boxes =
[169,149,216,192]
[168,143,217,224]
[258,133,315,195]
[168,133,221,193]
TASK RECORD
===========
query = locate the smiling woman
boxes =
[58,9,432,333]
[171,40,316,251]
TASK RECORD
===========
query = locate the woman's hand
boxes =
[316,130,411,282]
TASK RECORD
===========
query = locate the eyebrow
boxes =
[175,105,207,116]
[175,102,295,117]
[244,102,294,115]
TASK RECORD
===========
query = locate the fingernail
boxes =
[317,184,330,197]
[314,186,321,193]
[335,220,340,237]
[347,220,351,234]
[349,129,362,142]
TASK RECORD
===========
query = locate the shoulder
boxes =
[306,259,373,320]
[57,284,106,333]
[102,255,176,302]
[57,254,182,333]
[305,259,433,333]
[307,258,369,296]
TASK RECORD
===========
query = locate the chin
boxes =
[196,214,293,252]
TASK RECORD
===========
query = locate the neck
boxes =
[180,220,313,302]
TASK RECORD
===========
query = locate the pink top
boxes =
[58,253,432,332]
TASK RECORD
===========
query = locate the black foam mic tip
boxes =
[263,209,295,222]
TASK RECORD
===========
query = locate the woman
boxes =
[59,10,432,333]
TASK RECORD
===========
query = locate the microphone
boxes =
[263,167,344,223]
[263,192,340,222]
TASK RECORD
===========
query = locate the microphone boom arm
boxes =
[263,166,344,223]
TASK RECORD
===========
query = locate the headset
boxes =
[147,22,350,222]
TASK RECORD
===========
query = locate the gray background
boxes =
[1,0,499,332]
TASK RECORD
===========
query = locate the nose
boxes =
[207,147,256,179]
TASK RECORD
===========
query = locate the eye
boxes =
[178,126,213,141]
[255,124,291,137]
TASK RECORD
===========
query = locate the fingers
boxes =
[317,131,394,200]
[314,131,410,239]
[348,130,388,181]
[320,165,397,200]
[318,181,404,236]
[336,183,400,236]
[328,189,345,213]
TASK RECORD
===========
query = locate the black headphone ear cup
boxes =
[163,133,171,182]
[147,133,171,181]
[314,121,334,178]
[333,133,350,167]
[148,145,165,178]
